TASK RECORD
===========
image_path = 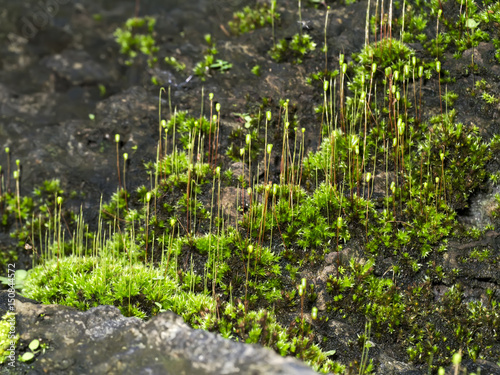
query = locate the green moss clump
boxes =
[22,252,341,372]
[114,17,159,67]
[269,34,317,64]
[229,3,280,35]
[350,38,415,91]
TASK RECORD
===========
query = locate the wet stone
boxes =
[442,358,500,375]
[376,353,423,375]
[42,49,111,85]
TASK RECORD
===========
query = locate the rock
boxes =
[42,50,111,85]
[300,247,361,311]
[0,292,316,375]
[441,358,500,375]
[445,232,500,284]
[362,172,396,198]
[220,186,242,227]
[462,43,496,68]
[376,353,423,375]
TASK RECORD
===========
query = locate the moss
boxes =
[269,33,317,64]
[114,17,158,67]
[229,3,280,35]
[22,254,340,372]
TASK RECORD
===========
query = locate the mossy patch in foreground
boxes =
[23,254,342,373]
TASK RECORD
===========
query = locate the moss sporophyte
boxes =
[3,0,500,373]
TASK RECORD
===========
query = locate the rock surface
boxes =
[0,292,315,375]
